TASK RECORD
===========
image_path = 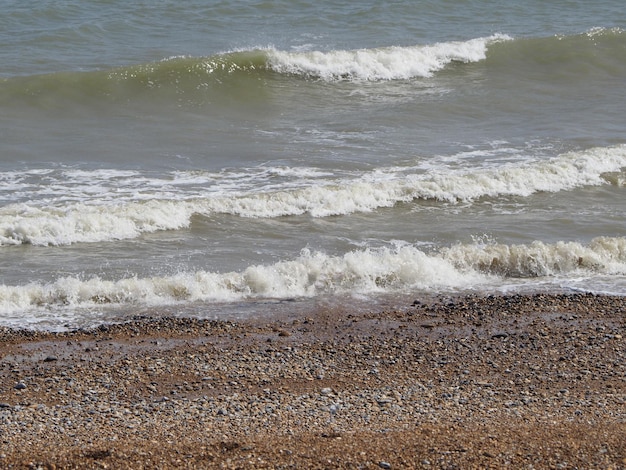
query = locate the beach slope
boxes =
[1,293,624,468]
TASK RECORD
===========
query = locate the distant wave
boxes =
[1,236,625,315]
[1,145,625,246]
[3,29,624,108]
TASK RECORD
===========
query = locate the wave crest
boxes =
[267,34,510,81]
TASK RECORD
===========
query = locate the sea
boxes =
[1,1,626,330]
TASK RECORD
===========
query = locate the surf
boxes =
[1,236,625,318]
[1,144,625,247]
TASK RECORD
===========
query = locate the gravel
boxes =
[0,292,624,468]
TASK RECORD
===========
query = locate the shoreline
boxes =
[1,292,624,468]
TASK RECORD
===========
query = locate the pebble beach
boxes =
[1,293,625,469]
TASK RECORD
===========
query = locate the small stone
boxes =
[376,397,393,406]
[14,382,26,390]
[320,387,333,395]
[43,356,58,362]
[379,461,392,469]
[0,403,11,409]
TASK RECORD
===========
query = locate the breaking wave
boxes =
[1,237,625,315]
[1,145,625,246]
[266,34,510,80]
[3,29,624,108]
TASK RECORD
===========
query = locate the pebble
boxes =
[0,292,623,468]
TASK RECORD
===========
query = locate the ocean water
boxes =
[1,1,626,329]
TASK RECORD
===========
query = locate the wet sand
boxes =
[0,293,624,469]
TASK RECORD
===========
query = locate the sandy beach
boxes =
[0,292,624,469]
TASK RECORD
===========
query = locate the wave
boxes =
[2,34,506,93]
[2,29,624,108]
[1,236,625,315]
[1,145,625,246]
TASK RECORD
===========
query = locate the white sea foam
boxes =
[0,201,195,246]
[267,35,511,81]
[0,245,483,315]
[1,237,625,317]
[442,236,626,277]
[1,145,625,246]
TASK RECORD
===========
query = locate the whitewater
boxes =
[1,145,625,247]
